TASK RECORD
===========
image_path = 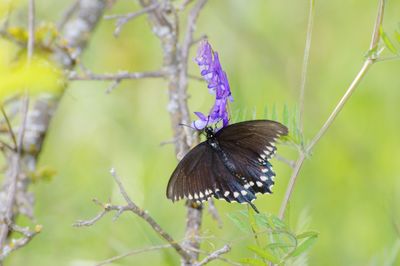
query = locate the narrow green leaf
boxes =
[282,104,289,126]
[270,215,287,230]
[291,235,318,257]
[264,105,269,119]
[241,107,248,121]
[248,245,280,264]
[395,30,400,44]
[254,213,272,229]
[267,242,296,250]
[227,212,251,233]
[271,104,277,121]
[231,109,241,123]
[296,231,319,239]
[252,106,257,120]
[380,26,398,54]
[239,258,267,266]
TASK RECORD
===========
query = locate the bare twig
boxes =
[194,245,231,266]
[104,3,159,37]
[68,69,167,81]
[95,244,172,266]
[274,154,296,169]
[0,96,30,253]
[57,0,81,31]
[0,0,108,260]
[27,0,35,62]
[278,0,386,219]
[177,0,195,11]
[298,0,315,136]
[74,169,192,262]
[0,106,17,149]
[0,222,41,260]
[207,199,223,228]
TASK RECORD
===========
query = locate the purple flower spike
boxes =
[192,40,233,130]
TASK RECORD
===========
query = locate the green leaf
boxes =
[248,245,280,264]
[282,104,289,126]
[252,106,257,119]
[241,107,248,121]
[296,231,319,239]
[267,242,296,250]
[291,235,318,257]
[227,212,250,233]
[271,104,277,121]
[269,215,287,230]
[239,258,267,266]
[395,31,400,44]
[264,105,269,119]
[380,26,398,54]
[254,213,272,229]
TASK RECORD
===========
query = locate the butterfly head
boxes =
[204,126,215,139]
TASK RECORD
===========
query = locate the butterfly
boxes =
[166,120,288,213]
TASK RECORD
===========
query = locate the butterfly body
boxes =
[167,120,288,213]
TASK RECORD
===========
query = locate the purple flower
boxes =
[192,40,233,130]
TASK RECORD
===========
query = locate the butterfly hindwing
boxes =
[216,120,288,195]
[210,150,257,205]
[167,142,258,205]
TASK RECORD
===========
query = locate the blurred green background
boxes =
[4,0,400,265]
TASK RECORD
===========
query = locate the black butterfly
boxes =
[166,120,288,213]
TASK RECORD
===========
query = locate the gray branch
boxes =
[74,169,192,262]
[0,0,108,260]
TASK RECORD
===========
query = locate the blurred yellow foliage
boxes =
[0,39,64,102]
[7,23,59,46]
[0,0,21,18]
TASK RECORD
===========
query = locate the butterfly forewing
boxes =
[167,143,215,202]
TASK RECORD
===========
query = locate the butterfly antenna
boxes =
[179,123,206,137]
[178,123,195,130]
[249,202,260,214]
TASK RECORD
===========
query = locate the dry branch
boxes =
[74,169,192,262]
[0,0,108,260]
[194,245,231,266]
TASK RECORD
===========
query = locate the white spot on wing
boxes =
[241,190,247,196]
[262,168,268,173]
[224,191,230,197]
[244,183,250,189]
[233,192,240,198]
[194,193,199,199]
[249,181,255,186]
[260,175,268,181]
[188,194,193,200]
[256,181,263,187]
[199,192,204,198]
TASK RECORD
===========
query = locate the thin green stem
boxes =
[298,0,316,137]
[278,0,385,219]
